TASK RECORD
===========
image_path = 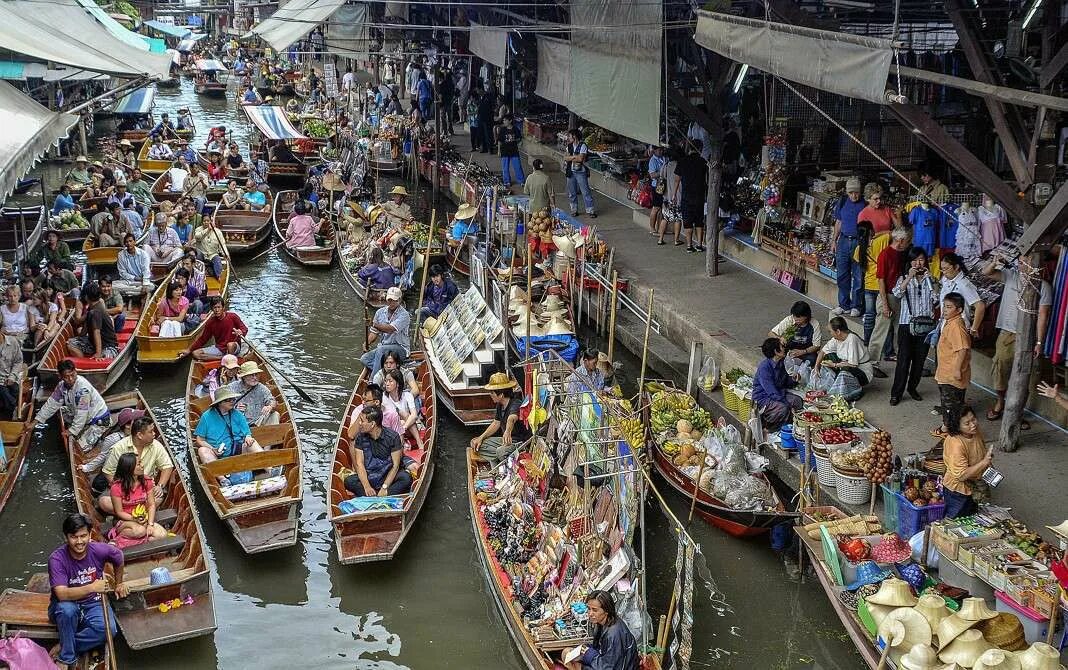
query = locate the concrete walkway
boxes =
[447,128,1068,531]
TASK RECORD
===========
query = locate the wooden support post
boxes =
[607,269,619,362]
[999,251,1043,452]
[78,115,89,158]
[637,289,654,397]
[686,340,703,397]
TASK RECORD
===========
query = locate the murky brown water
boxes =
[1,78,865,669]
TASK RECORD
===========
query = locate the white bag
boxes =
[159,320,184,338]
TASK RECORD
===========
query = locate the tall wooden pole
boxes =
[412,210,437,338]
[607,269,619,362]
[999,251,1042,452]
[637,288,654,396]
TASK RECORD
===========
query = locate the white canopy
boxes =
[0,0,172,80]
[535,36,571,107]
[246,0,348,52]
[469,22,508,68]
[0,81,78,199]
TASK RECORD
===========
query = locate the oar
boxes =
[246,239,288,263]
[237,333,320,403]
[100,590,119,670]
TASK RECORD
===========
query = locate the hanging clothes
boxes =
[909,204,939,257]
[954,205,982,264]
[1046,247,1067,362]
[978,203,1006,253]
[939,202,959,253]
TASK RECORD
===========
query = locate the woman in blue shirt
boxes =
[171,211,194,246]
[192,388,263,485]
[52,184,78,216]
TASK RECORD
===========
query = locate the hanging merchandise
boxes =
[909,202,939,257]
[978,196,1006,253]
[955,202,982,264]
[938,202,959,253]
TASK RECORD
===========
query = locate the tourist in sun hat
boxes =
[470,373,530,464]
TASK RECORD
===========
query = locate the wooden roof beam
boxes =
[889,102,1036,224]
[1013,180,1068,253]
[1040,39,1068,88]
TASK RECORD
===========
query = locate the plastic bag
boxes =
[784,355,803,377]
[0,635,56,670]
[828,372,863,401]
[724,476,774,511]
[698,356,720,393]
[808,365,836,392]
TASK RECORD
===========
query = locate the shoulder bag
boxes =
[903,279,936,337]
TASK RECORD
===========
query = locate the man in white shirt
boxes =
[148,136,174,161]
[342,66,356,92]
[167,161,190,193]
[814,316,873,395]
[114,233,154,296]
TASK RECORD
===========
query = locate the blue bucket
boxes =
[797,439,817,469]
[780,425,796,450]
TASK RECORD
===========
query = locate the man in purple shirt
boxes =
[832,178,867,316]
[752,337,801,431]
[48,513,129,669]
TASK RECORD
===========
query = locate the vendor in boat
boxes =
[47,513,128,670]
[31,230,74,270]
[227,360,279,426]
[146,212,185,265]
[182,296,250,361]
[470,373,531,465]
[562,590,640,670]
[940,405,994,518]
[343,405,412,498]
[191,217,227,279]
[196,354,240,398]
[193,388,264,486]
[148,135,174,161]
[767,300,823,366]
[357,247,399,291]
[566,348,608,396]
[361,287,411,375]
[150,113,178,140]
[242,85,262,105]
[98,415,174,514]
[285,200,320,249]
[65,155,92,188]
[23,359,110,452]
[753,337,802,431]
[380,186,415,226]
[814,316,873,400]
[115,233,154,297]
[52,183,79,215]
[448,203,480,245]
[177,107,195,132]
[268,140,298,164]
[418,264,459,320]
[116,138,136,167]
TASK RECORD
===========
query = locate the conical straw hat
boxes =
[958,598,999,623]
[508,285,528,303]
[899,644,945,670]
[939,630,995,667]
[938,614,982,652]
[1014,642,1064,670]
[545,316,573,335]
[973,649,1023,670]
[915,593,953,635]
[879,608,933,665]
[868,578,919,607]
[1046,520,1068,539]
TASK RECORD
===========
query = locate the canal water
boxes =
[1,78,864,668]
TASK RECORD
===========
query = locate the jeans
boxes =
[891,324,931,399]
[48,599,116,665]
[943,488,977,519]
[867,293,899,363]
[418,97,432,120]
[835,237,863,311]
[566,171,595,215]
[198,253,224,279]
[360,344,407,376]
[194,195,207,214]
[500,156,524,187]
[345,469,412,497]
[470,124,481,151]
[113,312,126,333]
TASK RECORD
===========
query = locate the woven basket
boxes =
[812,452,838,488]
[735,390,753,422]
[721,384,741,413]
[835,470,873,505]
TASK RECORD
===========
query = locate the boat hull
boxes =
[215,208,272,254]
[38,307,140,394]
[272,190,335,268]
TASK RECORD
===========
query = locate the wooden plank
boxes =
[250,423,290,447]
[888,103,1036,224]
[897,66,1068,113]
[1012,179,1068,253]
[1040,40,1068,88]
[201,447,298,478]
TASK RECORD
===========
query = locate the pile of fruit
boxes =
[723,368,746,385]
[829,396,865,427]
[614,416,644,450]
[902,480,942,508]
[529,208,556,237]
[830,445,870,473]
[995,519,1058,559]
[302,119,332,138]
[583,128,617,152]
[663,423,707,468]
[816,427,857,448]
[649,389,711,437]
[862,431,894,484]
[52,211,88,230]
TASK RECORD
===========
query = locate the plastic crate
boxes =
[881,485,899,536]
[895,489,946,539]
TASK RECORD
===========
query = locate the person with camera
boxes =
[942,405,993,518]
[890,247,938,406]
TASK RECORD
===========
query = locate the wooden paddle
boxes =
[246,239,288,263]
[237,333,319,403]
[100,591,119,670]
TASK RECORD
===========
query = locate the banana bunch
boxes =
[615,417,645,450]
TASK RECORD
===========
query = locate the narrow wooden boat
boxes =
[0,575,111,669]
[341,264,388,308]
[136,139,174,176]
[0,205,45,263]
[272,190,335,267]
[63,391,216,649]
[136,261,229,363]
[151,168,226,205]
[443,238,472,277]
[214,200,273,254]
[185,345,302,553]
[118,128,193,142]
[38,301,141,394]
[420,331,499,427]
[82,230,150,268]
[25,308,74,364]
[648,424,797,537]
[328,354,436,563]
[193,73,227,97]
[0,371,32,517]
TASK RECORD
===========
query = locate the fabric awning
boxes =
[112,86,156,115]
[245,0,348,52]
[75,0,156,53]
[177,39,198,53]
[243,105,307,141]
[0,80,79,199]
[469,22,508,68]
[0,0,172,80]
[694,11,893,105]
[144,20,192,39]
[43,68,109,82]
[196,60,227,72]
[0,61,47,81]
[535,37,570,107]
[324,4,369,56]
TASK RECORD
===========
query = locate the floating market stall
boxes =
[193,59,228,97]
[242,104,308,188]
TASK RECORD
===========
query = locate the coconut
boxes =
[676,419,693,434]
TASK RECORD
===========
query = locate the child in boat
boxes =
[107,452,167,548]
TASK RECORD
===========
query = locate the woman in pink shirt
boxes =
[284,200,319,249]
[858,189,900,233]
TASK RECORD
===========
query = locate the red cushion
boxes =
[116,332,132,344]
[119,320,136,334]
[403,448,425,464]
[69,357,113,370]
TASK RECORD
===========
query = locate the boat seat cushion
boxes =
[121,533,186,561]
[220,475,286,502]
[69,356,113,370]
[117,332,133,344]
[403,448,425,465]
[119,320,137,334]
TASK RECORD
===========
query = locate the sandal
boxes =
[657,240,665,246]
[986,409,1003,421]
[673,241,683,246]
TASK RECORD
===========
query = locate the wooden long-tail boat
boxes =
[135,261,229,363]
[0,575,112,669]
[150,167,225,205]
[214,193,273,254]
[185,346,302,553]
[82,230,150,269]
[193,60,228,97]
[25,309,74,365]
[38,299,141,394]
[328,355,436,563]
[272,190,335,267]
[63,391,216,649]
[0,205,46,264]
[136,140,174,176]
[0,371,33,517]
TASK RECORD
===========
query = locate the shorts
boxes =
[200,342,251,358]
[69,336,119,360]
[938,383,966,424]
[991,331,1015,391]
[681,201,704,229]
[650,190,664,208]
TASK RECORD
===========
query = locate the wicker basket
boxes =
[721,384,740,413]
[835,470,873,505]
[813,452,838,488]
[735,390,753,422]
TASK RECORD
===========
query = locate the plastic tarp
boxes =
[74,0,163,54]
[324,4,369,56]
[535,36,571,107]
[0,61,46,81]
[243,105,308,141]
[177,39,199,53]
[469,22,508,68]
[245,0,347,52]
[144,20,192,39]
[0,0,171,80]
[112,86,155,115]
[569,0,662,145]
[694,11,893,105]
[196,60,227,72]
[0,80,78,199]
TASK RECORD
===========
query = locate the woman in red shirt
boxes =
[858,189,901,233]
[207,152,228,181]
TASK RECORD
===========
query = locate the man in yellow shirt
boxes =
[97,415,174,513]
